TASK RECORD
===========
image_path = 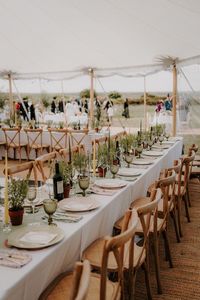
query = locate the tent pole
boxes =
[89,68,94,128]
[8,73,14,118]
[172,63,177,136]
[143,76,147,131]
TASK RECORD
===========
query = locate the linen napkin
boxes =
[0,249,32,268]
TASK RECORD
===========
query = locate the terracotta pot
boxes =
[63,184,71,198]
[95,127,99,133]
[98,166,107,178]
[9,208,24,226]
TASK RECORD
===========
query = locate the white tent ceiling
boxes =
[0,0,200,79]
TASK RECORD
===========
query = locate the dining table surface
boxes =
[0,137,183,300]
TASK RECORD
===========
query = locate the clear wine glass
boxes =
[43,199,57,226]
[27,184,37,215]
[148,139,153,150]
[78,175,90,197]
[165,133,170,141]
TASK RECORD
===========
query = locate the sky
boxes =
[0,65,199,95]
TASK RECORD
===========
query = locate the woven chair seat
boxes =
[8,142,27,148]
[44,272,118,300]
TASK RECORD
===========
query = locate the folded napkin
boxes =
[43,212,82,223]
[90,186,117,196]
[20,231,57,245]
[0,249,32,268]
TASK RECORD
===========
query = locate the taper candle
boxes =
[4,151,9,225]
[93,141,96,176]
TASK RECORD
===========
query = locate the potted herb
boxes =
[73,152,88,176]
[8,178,28,225]
[59,161,72,198]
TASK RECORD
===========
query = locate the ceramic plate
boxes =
[58,196,100,212]
[118,168,142,177]
[7,225,64,249]
[132,159,154,165]
[142,151,163,157]
[94,179,127,189]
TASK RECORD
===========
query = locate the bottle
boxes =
[53,161,64,201]
[116,140,121,166]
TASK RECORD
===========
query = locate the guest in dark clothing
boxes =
[21,99,29,121]
[58,100,64,113]
[84,99,88,114]
[51,100,56,113]
[123,98,130,118]
[30,104,36,121]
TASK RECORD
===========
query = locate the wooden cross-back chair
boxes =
[69,129,89,150]
[188,144,200,179]
[2,127,28,162]
[129,173,176,295]
[35,151,57,183]
[6,161,38,185]
[48,128,69,152]
[39,260,91,300]
[175,151,195,237]
[59,144,85,161]
[24,128,50,160]
[114,188,162,295]
[41,210,138,300]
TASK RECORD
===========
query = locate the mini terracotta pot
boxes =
[63,184,71,198]
[98,166,107,178]
[9,208,24,226]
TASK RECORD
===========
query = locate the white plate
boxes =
[58,196,100,212]
[94,179,127,189]
[152,145,170,150]
[118,168,142,177]
[142,150,163,157]
[132,159,154,165]
[7,225,64,249]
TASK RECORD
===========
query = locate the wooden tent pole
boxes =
[143,76,147,131]
[172,63,177,136]
[89,68,94,128]
[8,73,14,118]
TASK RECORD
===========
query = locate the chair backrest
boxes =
[189,144,198,153]
[48,128,68,151]
[70,260,91,300]
[2,127,21,148]
[24,128,43,148]
[100,209,138,300]
[134,188,162,268]
[7,161,37,185]
[181,150,195,190]
[59,144,85,161]
[69,129,89,149]
[155,170,176,219]
[35,151,57,182]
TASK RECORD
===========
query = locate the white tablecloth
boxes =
[0,139,183,300]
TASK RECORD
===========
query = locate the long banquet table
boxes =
[0,139,183,300]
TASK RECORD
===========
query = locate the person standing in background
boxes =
[51,100,56,113]
[30,103,36,121]
[123,98,130,118]
[164,93,172,111]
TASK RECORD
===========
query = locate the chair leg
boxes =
[128,270,136,300]
[142,261,152,300]
[176,195,183,237]
[170,210,180,243]
[162,230,173,268]
[187,186,191,207]
[183,194,190,223]
[152,234,162,294]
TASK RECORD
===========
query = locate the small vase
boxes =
[9,208,24,226]
[98,166,107,178]
[63,183,71,198]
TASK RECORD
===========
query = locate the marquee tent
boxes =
[0,0,200,79]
